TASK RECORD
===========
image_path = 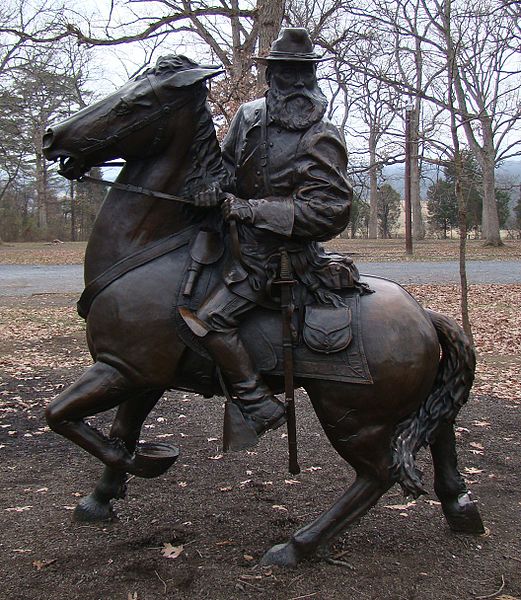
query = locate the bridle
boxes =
[74,75,200,205]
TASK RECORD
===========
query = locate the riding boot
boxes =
[202,329,286,436]
[179,306,286,436]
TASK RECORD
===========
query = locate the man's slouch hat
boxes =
[254,28,326,63]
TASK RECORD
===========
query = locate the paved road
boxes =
[1,261,519,296]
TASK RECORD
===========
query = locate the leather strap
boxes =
[77,226,194,319]
[259,101,273,196]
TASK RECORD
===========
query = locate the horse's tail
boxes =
[391,309,476,498]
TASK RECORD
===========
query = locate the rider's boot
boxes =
[179,308,286,437]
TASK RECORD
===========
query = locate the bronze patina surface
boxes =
[42,35,483,566]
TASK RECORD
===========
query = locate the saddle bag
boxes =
[303,304,352,354]
[313,258,356,290]
[183,228,224,296]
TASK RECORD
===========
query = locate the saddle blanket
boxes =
[242,293,373,385]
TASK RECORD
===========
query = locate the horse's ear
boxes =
[165,67,224,89]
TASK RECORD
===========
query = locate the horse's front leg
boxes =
[74,388,164,522]
[45,362,136,470]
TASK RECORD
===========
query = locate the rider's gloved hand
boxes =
[193,183,222,207]
[222,195,254,224]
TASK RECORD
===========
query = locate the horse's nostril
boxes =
[42,129,54,150]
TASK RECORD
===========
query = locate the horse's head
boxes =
[43,56,223,180]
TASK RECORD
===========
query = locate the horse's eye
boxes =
[114,99,131,116]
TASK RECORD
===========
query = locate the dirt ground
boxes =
[1,288,520,600]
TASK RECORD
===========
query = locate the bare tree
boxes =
[2,0,286,123]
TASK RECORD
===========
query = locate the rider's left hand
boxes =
[222,195,254,224]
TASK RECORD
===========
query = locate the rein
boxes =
[78,172,193,205]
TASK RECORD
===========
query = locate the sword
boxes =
[277,247,300,475]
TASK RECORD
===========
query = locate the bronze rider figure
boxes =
[180,28,353,438]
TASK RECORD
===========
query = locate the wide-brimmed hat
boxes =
[253,28,325,63]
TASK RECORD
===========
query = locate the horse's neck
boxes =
[84,108,223,282]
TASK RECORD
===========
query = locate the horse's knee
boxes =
[45,399,67,431]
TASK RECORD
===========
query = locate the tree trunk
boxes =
[480,156,502,246]
[410,108,424,239]
[35,150,48,234]
[70,180,77,242]
[257,0,284,56]
[368,132,378,239]
[256,0,285,85]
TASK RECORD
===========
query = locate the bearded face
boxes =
[265,62,328,131]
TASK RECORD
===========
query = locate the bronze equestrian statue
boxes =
[42,30,484,567]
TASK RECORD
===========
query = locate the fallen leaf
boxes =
[383,502,416,511]
[6,506,32,512]
[161,543,184,560]
[32,559,57,570]
[470,442,484,450]
[209,454,223,460]
[284,479,301,485]
[243,554,254,562]
[219,486,232,492]
[272,505,288,511]
[464,467,484,475]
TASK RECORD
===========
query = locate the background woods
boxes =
[1,0,520,243]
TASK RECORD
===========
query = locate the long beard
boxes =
[266,85,328,131]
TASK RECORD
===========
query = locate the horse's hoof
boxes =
[442,492,485,534]
[260,542,300,568]
[73,493,116,523]
[128,442,179,479]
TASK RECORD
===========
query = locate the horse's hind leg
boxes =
[74,388,163,522]
[262,387,394,567]
[430,421,485,534]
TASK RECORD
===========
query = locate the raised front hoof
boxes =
[442,493,485,534]
[260,541,301,568]
[128,442,180,479]
[73,493,116,523]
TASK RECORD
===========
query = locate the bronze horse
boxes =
[42,56,484,567]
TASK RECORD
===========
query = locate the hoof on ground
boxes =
[443,493,485,534]
[73,493,115,523]
[260,542,300,568]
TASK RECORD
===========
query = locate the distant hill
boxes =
[379,160,521,200]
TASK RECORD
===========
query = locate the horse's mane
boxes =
[180,100,226,199]
[136,55,201,80]
[136,54,226,215]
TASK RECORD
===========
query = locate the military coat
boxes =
[221,97,352,299]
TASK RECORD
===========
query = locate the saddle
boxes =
[175,227,373,386]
